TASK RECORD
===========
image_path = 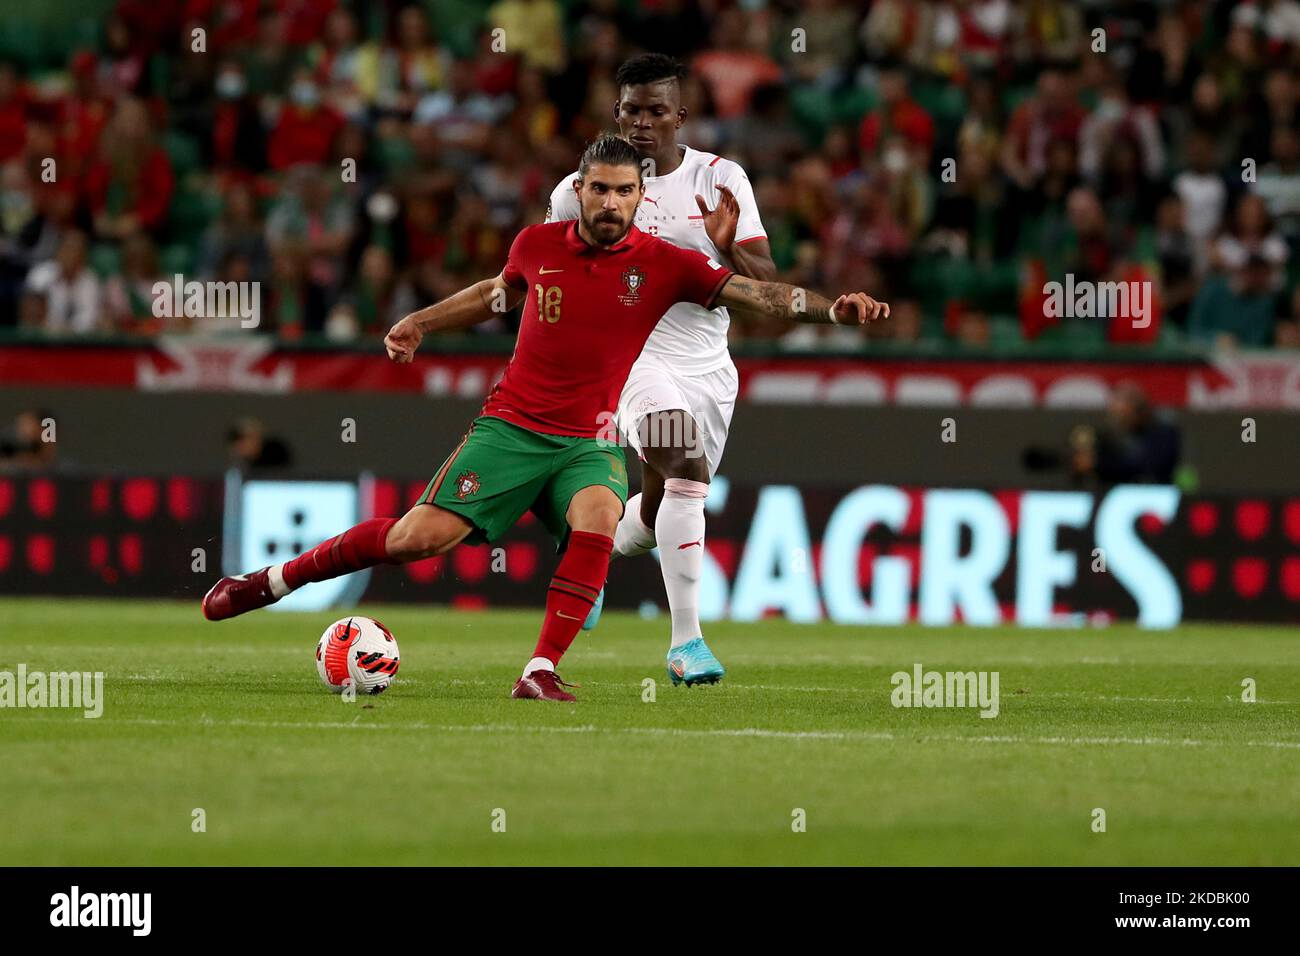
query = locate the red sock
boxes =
[280,517,398,590]
[533,530,613,666]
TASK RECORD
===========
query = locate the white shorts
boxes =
[616,355,739,477]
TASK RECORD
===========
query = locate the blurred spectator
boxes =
[1188,253,1279,347]
[99,13,148,99]
[859,65,935,165]
[956,73,1004,162]
[84,98,174,240]
[240,9,297,99]
[1254,126,1300,241]
[692,8,782,119]
[54,50,112,186]
[0,408,56,470]
[345,244,416,336]
[0,61,29,163]
[199,180,269,282]
[0,161,42,323]
[776,0,859,85]
[733,85,806,180]
[1071,383,1181,485]
[1154,193,1197,328]
[1024,384,1181,485]
[488,0,566,74]
[1242,68,1298,163]
[1181,73,1243,169]
[509,66,560,149]
[269,69,345,170]
[211,60,267,174]
[226,417,293,471]
[823,176,910,293]
[1174,129,1232,271]
[309,7,364,94]
[1078,67,1164,186]
[266,167,355,332]
[1013,0,1084,64]
[413,58,505,172]
[1210,192,1288,291]
[362,4,448,114]
[105,233,165,334]
[636,0,710,60]
[21,229,103,334]
[1001,67,1086,190]
[927,138,1015,262]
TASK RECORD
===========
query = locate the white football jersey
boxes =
[546,145,766,375]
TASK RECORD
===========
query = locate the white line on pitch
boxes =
[17,715,1300,750]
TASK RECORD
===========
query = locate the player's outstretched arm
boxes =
[385,273,525,363]
[696,185,777,282]
[713,274,889,326]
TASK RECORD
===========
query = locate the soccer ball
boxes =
[315,616,400,695]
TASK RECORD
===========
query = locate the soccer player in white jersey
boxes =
[545,54,779,687]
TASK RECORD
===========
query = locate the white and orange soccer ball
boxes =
[315,616,400,695]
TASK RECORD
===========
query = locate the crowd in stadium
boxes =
[2,0,1299,351]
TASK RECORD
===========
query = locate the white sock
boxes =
[522,656,554,677]
[655,478,708,649]
[613,492,657,558]
[268,563,291,598]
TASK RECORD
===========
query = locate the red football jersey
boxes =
[485,220,733,436]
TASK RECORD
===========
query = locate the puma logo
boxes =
[677,538,703,551]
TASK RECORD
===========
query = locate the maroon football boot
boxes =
[511,669,578,702]
[201,568,279,620]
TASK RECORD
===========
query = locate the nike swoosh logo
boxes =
[556,610,583,621]
[677,539,703,550]
[539,267,564,274]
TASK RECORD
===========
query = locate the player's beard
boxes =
[582,210,631,247]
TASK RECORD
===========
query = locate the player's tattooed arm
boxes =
[385,274,525,363]
[714,274,890,326]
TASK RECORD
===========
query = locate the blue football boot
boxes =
[666,638,725,687]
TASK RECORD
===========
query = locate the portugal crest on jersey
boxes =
[455,470,481,500]
[619,266,645,305]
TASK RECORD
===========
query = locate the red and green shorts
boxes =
[416,415,628,544]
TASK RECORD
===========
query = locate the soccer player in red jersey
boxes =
[202,135,888,701]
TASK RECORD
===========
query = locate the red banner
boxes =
[5,339,1298,409]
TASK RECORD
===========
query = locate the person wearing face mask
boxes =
[211,62,266,174]
[269,69,344,171]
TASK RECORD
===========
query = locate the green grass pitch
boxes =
[2,597,1298,866]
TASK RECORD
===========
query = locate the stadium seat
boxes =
[1042,376,1111,408]
[894,375,962,405]
[969,374,1037,407]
